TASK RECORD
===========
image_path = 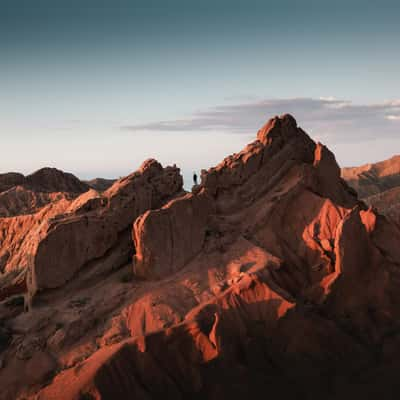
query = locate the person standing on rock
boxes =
[193,172,198,186]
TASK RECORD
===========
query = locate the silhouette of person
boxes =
[193,172,198,186]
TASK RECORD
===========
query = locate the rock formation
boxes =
[342,155,400,223]
[0,115,400,399]
[342,155,400,198]
[0,169,94,303]
[133,190,215,279]
[24,160,182,306]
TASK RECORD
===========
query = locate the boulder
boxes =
[133,190,215,279]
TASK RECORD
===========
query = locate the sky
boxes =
[1,0,400,185]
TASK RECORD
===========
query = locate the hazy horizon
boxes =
[1,0,400,180]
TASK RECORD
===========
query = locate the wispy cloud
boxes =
[121,97,400,144]
[386,115,400,121]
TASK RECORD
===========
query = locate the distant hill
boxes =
[342,155,400,198]
[0,167,90,217]
[85,177,116,192]
[342,155,400,223]
[0,167,90,194]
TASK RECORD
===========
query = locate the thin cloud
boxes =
[121,97,400,144]
[386,115,400,121]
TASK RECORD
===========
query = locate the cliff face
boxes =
[1,115,400,400]
[0,169,94,302]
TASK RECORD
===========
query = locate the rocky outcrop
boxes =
[94,114,400,399]
[132,115,357,286]
[0,192,102,309]
[0,192,100,274]
[133,190,215,279]
[0,159,182,312]
[26,159,183,302]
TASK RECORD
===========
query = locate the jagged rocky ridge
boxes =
[1,115,400,399]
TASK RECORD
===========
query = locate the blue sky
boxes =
[1,0,400,183]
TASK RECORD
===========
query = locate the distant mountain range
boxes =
[342,155,400,223]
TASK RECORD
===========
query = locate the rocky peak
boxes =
[138,158,163,175]
[132,115,358,283]
[256,113,299,144]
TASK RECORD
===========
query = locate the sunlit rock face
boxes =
[0,160,183,311]
[0,169,94,305]
[1,115,400,400]
[26,159,183,301]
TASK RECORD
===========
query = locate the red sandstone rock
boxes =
[0,115,400,400]
[26,159,183,302]
[133,189,215,279]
